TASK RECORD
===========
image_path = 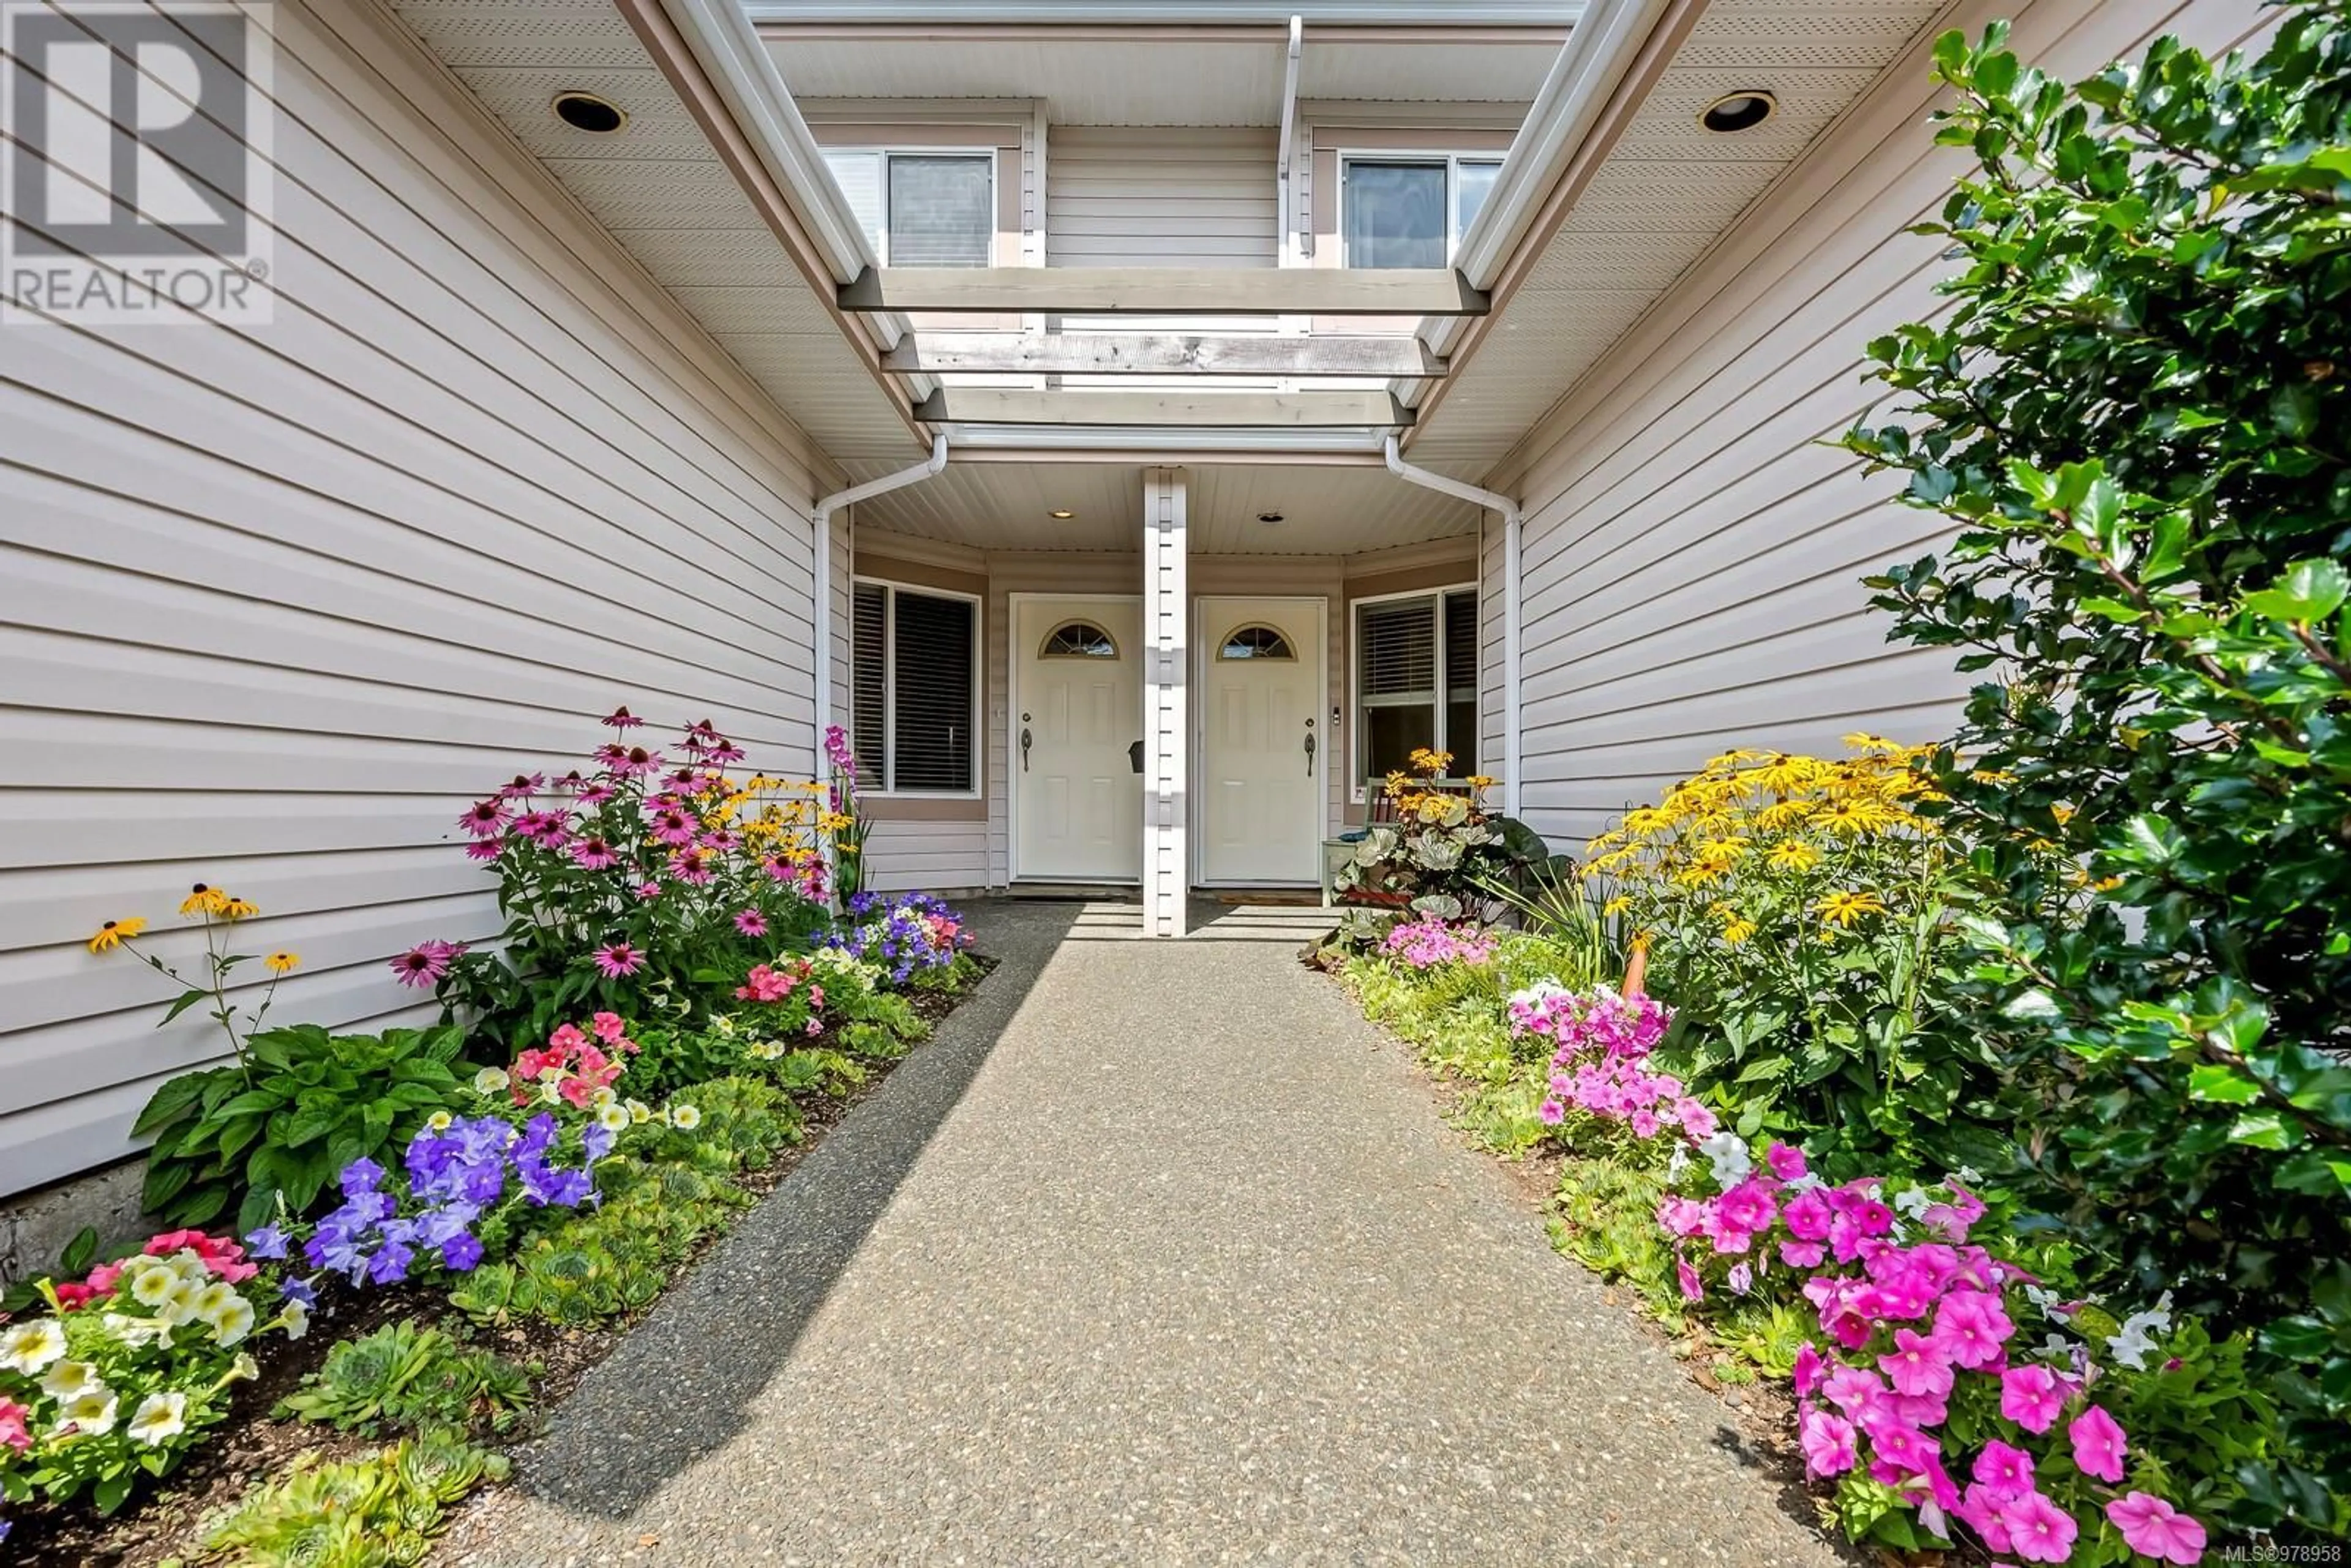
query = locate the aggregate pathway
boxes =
[440,900,1843,1567]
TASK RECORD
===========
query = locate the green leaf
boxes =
[2243,558,2350,623]
[2226,1110,2297,1150]
[157,988,211,1028]
[129,1071,216,1136]
[2188,1063,2263,1105]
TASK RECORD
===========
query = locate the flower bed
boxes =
[4,715,986,1564]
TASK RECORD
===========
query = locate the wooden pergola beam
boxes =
[911,387,1412,428]
[882,331,1448,378]
[842,266,1488,317]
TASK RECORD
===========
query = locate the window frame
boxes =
[1348,581,1480,795]
[820,145,1000,268]
[851,574,984,800]
[1336,152,1507,268]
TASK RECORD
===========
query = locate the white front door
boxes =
[1013,596,1143,882]
[1196,596,1325,885]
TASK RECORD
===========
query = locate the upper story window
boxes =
[822,149,994,266]
[1341,155,1504,269]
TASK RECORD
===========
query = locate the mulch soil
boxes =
[10,968,986,1568]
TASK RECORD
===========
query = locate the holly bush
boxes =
[1845,10,2351,1532]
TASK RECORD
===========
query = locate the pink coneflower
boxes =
[762,855,795,881]
[661,767,703,792]
[465,838,504,863]
[571,836,618,870]
[511,810,565,844]
[707,738,745,764]
[594,743,627,767]
[615,746,662,778]
[733,909,767,937]
[591,943,645,978]
[390,940,466,989]
[495,772,544,800]
[457,800,509,839]
[577,782,616,807]
[700,829,740,852]
[553,770,587,791]
[635,881,661,901]
[650,807,700,847]
[668,848,714,886]
[602,706,645,730]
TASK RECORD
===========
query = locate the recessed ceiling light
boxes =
[1257,511,1285,524]
[1049,508,1074,519]
[552,91,628,134]
[1699,91,1776,134]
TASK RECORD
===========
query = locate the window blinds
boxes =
[888,590,975,791]
[850,583,888,791]
[1359,597,1438,698]
[822,149,885,256]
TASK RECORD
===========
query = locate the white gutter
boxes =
[1384,435,1522,817]
[1275,15,1303,266]
[658,0,927,377]
[811,435,950,760]
[1403,0,1676,402]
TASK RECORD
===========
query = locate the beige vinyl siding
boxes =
[0,0,834,1198]
[1496,0,2261,850]
[1046,126,1278,270]
[863,821,992,895]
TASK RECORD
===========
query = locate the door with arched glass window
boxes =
[1012,595,1143,882]
[1196,596,1326,885]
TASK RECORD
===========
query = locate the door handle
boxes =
[1021,727,1032,771]
[1128,738,1144,775]
[1304,729,1317,776]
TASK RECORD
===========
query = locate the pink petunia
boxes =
[2067,1404,2128,1484]
[1819,1363,1888,1422]
[1868,1420,1937,1477]
[1971,1439,2036,1498]
[1956,1484,2015,1554]
[2105,1492,2205,1565]
[734,909,768,938]
[591,1011,627,1044]
[0,1398,29,1453]
[1798,1408,1856,1478]
[1932,1289,2015,1370]
[1780,1238,1826,1269]
[1791,1343,1826,1398]
[1764,1141,1808,1182]
[1998,1364,2064,1434]
[1782,1187,1833,1242]
[591,943,645,979]
[1881,1327,1955,1400]
[548,1022,587,1052]
[1995,1488,2078,1565]
[1674,1256,1703,1301]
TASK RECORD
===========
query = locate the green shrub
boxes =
[1845,12,2351,1528]
[277,1320,532,1439]
[1330,752,1551,948]
[134,1024,469,1233]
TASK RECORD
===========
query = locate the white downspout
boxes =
[1275,15,1303,267]
[1383,435,1523,819]
[810,435,950,765]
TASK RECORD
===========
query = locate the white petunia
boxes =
[426,1110,456,1135]
[2038,1332,2078,1363]
[191,1281,236,1324]
[275,1299,310,1341]
[162,1249,208,1283]
[711,1013,737,1038]
[0,1318,67,1375]
[210,1298,255,1348]
[1696,1130,1751,1188]
[1892,1186,1933,1220]
[1665,1143,1692,1184]
[473,1067,511,1095]
[626,1099,653,1126]
[40,1359,101,1401]
[669,1104,702,1131]
[100,1311,162,1348]
[227,1351,261,1384]
[538,1079,565,1105]
[128,1264,178,1310]
[596,1102,630,1133]
[126,1390,189,1446]
[157,1275,201,1326]
[592,1086,618,1110]
[54,1387,119,1438]
[2106,1292,2175,1371]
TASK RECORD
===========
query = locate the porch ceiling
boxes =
[1404,0,1951,480]
[843,461,1478,554]
[383,0,920,466]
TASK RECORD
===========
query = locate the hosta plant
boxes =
[1845,11,2351,1524]
[132,1023,470,1234]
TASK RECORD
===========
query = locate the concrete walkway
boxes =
[441,900,1842,1567]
